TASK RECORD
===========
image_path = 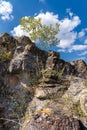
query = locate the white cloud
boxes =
[0,0,13,20]
[11,12,59,37]
[35,12,59,27]
[58,32,77,48]
[84,39,87,44]
[78,28,87,39]
[59,16,81,34]
[57,15,80,49]
[35,12,81,50]
[69,45,87,52]
[11,11,85,52]
[78,30,85,38]
[79,51,87,56]
[66,8,74,17]
[11,25,29,37]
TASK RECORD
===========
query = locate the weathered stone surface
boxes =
[0,61,9,74]
[23,114,86,130]
[71,60,87,78]
[80,89,87,116]
[9,46,38,73]
[46,50,60,70]
[0,73,32,130]
[0,33,17,49]
[17,36,33,45]
[0,33,87,130]
[35,84,68,100]
[63,77,86,102]
[0,33,14,43]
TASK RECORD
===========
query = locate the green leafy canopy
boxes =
[20,17,60,48]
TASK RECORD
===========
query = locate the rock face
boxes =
[71,60,87,78]
[0,33,87,130]
[23,114,86,130]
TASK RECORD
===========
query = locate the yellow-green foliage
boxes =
[83,81,87,87]
[41,69,64,79]
[20,17,60,48]
[72,101,85,117]
[64,95,71,102]
[0,51,11,61]
[49,69,64,79]
[64,95,85,117]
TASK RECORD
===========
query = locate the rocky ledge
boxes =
[0,33,87,130]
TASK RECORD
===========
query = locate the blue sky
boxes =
[0,0,87,62]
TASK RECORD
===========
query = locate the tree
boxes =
[20,17,60,49]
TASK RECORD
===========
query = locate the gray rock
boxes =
[0,33,87,130]
[9,49,37,73]
[23,114,86,130]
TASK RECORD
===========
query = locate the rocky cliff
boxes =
[0,33,87,130]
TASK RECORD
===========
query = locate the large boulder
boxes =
[9,45,38,73]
